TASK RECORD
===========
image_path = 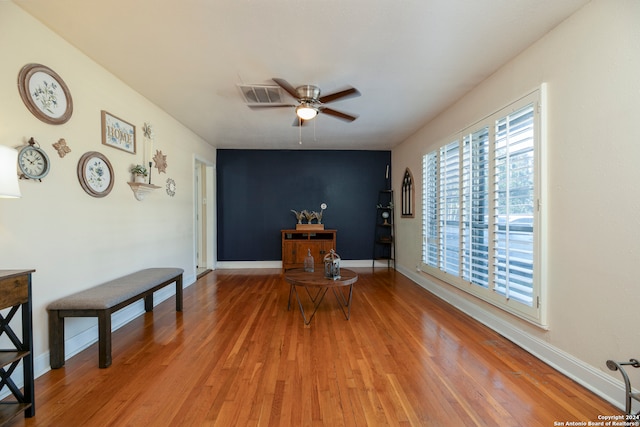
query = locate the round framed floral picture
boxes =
[17,63,73,125]
[77,151,114,198]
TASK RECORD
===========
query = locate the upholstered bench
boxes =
[47,268,184,369]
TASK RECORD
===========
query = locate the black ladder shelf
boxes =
[373,190,395,268]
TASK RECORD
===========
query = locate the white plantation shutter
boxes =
[422,88,543,325]
[423,152,438,268]
[461,127,490,289]
[493,104,535,305]
[439,141,460,275]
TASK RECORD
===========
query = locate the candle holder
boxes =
[323,249,341,280]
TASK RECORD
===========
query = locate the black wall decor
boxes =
[217,149,391,262]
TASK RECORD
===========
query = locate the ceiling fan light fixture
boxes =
[296,103,318,120]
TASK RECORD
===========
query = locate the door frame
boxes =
[194,156,215,271]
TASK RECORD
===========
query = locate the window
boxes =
[422,88,545,325]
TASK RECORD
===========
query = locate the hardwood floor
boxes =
[10,269,619,426]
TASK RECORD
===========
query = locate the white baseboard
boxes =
[215,261,282,269]
[395,264,628,412]
[215,260,390,269]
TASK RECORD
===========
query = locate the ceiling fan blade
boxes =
[320,107,358,122]
[272,78,300,100]
[318,87,360,104]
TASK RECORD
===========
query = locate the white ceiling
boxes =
[14,0,589,150]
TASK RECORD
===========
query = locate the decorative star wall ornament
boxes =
[153,149,167,173]
[142,122,154,139]
[52,138,71,158]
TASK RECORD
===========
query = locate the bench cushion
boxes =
[47,268,184,311]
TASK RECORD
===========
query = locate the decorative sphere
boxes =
[382,211,390,219]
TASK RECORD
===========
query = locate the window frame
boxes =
[421,87,547,327]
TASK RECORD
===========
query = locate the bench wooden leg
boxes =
[176,275,183,312]
[48,310,65,369]
[144,294,154,312]
[97,311,112,369]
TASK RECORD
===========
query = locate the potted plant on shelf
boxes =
[130,164,148,183]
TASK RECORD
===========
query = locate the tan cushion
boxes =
[47,268,183,310]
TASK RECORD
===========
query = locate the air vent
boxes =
[238,84,288,105]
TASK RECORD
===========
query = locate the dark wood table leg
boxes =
[48,310,65,369]
[22,296,34,417]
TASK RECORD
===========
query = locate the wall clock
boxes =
[17,63,73,125]
[77,151,114,198]
[18,137,50,181]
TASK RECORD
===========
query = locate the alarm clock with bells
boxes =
[18,137,50,181]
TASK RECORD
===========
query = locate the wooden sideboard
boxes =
[0,270,35,424]
[281,229,336,270]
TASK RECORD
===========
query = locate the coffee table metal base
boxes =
[284,269,358,325]
[288,282,353,325]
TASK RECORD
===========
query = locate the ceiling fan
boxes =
[251,78,361,126]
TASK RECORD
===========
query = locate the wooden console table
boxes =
[0,270,35,424]
[281,229,336,270]
[284,268,357,325]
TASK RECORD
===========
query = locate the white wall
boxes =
[0,3,216,376]
[392,0,640,408]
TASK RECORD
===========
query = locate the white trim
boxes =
[537,82,549,326]
[396,264,627,412]
[216,261,282,269]
[215,260,389,269]
[193,155,216,274]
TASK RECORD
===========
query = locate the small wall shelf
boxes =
[127,182,160,201]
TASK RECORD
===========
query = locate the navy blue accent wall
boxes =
[217,149,391,261]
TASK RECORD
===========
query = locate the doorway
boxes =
[194,157,215,276]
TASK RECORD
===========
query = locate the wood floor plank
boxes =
[7,268,621,426]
